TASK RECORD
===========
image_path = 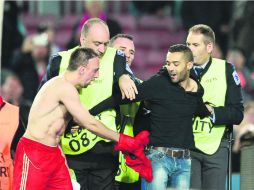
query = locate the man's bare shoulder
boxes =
[31,75,77,115]
[34,76,75,105]
[42,76,75,94]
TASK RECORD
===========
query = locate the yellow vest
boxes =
[193,58,227,155]
[0,102,19,190]
[59,47,117,155]
[115,103,140,183]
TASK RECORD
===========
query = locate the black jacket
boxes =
[190,57,244,128]
[91,68,210,149]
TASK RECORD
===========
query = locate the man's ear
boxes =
[206,42,214,54]
[79,65,86,75]
[187,61,194,70]
[80,35,86,46]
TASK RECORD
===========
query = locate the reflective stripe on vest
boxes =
[59,47,117,155]
[193,58,227,155]
[0,102,19,190]
[115,103,140,183]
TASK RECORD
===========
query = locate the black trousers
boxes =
[66,142,118,190]
[190,139,229,190]
[115,180,141,190]
[74,168,117,190]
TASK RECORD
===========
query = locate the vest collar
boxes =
[192,57,213,79]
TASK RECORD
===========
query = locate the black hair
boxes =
[168,44,194,62]
[67,48,98,71]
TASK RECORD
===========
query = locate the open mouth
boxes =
[170,73,176,77]
[170,73,177,80]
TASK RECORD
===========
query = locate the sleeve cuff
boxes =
[209,113,216,123]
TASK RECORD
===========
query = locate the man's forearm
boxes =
[213,105,244,125]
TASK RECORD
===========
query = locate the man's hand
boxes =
[70,126,79,134]
[205,103,216,122]
[119,74,138,100]
[206,104,214,115]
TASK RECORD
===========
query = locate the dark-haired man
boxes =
[90,44,211,190]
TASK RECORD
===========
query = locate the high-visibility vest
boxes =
[0,102,19,190]
[115,101,140,183]
[59,47,118,155]
[193,58,227,155]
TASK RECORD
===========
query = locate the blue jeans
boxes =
[142,149,191,190]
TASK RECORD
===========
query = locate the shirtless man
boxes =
[13,48,150,190]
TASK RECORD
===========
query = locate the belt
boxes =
[149,146,190,159]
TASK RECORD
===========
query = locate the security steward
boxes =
[187,24,244,190]
[0,97,19,190]
[39,18,137,190]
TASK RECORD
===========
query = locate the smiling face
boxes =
[112,37,135,66]
[166,52,193,83]
[186,32,213,65]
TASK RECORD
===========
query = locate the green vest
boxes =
[59,46,117,155]
[193,58,227,155]
[115,103,140,183]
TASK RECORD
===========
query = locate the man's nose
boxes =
[98,44,106,54]
[188,45,194,52]
[95,71,99,78]
[125,53,130,62]
[125,51,130,58]
[168,64,174,71]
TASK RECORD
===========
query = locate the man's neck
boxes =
[63,72,78,87]
[179,78,197,92]
[195,57,210,68]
